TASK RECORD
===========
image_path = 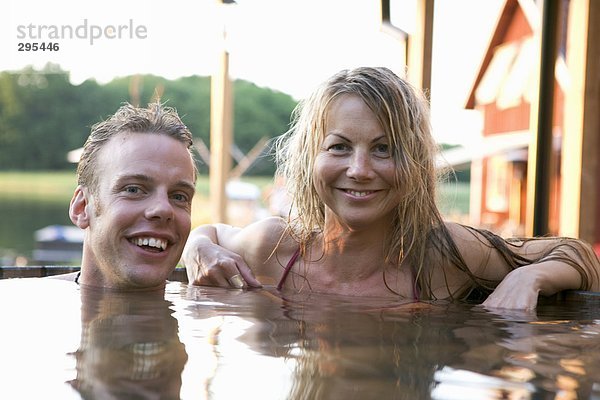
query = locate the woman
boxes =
[182,67,600,310]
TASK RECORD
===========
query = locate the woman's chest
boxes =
[285,260,418,299]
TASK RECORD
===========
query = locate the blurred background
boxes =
[2,0,598,266]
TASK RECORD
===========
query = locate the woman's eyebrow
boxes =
[370,135,387,143]
[325,133,387,143]
[326,132,350,141]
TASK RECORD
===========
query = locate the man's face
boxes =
[72,132,196,289]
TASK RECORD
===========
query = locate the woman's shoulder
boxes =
[437,221,488,249]
[425,221,495,271]
[435,221,516,280]
[241,216,288,243]
[238,217,299,266]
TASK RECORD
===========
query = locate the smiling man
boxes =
[59,102,196,290]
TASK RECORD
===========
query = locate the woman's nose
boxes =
[346,151,375,181]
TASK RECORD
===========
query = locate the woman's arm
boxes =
[481,261,582,309]
[447,223,600,310]
[481,237,599,309]
[181,217,290,288]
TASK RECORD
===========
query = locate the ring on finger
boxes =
[228,274,245,289]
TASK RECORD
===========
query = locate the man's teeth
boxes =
[133,237,167,250]
[347,190,371,197]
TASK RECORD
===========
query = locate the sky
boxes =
[2,0,504,145]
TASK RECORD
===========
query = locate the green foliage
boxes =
[0,64,297,175]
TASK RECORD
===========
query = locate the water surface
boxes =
[1,278,599,399]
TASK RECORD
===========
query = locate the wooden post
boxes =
[525,0,560,236]
[209,33,233,223]
[559,0,600,243]
[407,0,434,94]
[379,0,434,92]
[380,0,408,70]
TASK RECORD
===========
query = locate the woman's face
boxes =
[313,94,403,230]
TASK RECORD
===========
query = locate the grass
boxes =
[0,171,78,203]
[0,171,469,225]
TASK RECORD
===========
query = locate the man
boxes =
[56,102,197,290]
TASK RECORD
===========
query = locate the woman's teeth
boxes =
[346,190,372,197]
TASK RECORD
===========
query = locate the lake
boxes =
[0,196,72,264]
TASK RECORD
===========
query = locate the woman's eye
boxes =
[328,143,349,152]
[374,144,390,156]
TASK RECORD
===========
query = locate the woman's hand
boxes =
[481,266,541,310]
[482,260,582,310]
[181,230,262,289]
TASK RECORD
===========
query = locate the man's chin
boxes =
[117,265,173,290]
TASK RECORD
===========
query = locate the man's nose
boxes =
[145,191,174,221]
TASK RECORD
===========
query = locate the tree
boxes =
[0,65,298,175]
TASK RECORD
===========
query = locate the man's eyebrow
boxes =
[175,180,196,194]
[114,174,196,193]
[114,174,152,185]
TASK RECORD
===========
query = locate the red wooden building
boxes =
[463,0,600,249]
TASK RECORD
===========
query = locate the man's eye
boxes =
[172,193,188,202]
[125,186,141,194]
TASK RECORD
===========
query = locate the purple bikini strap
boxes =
[277,248,301,290]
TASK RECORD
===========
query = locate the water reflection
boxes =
[434,306,600,399]
[1,279,600,399]
[181,287,480,399]
[181,285,600,400]
[70,286,188,399]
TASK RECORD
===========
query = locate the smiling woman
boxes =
[182,67,600,310]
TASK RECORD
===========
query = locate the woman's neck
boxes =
[302,230,411,297]
[321,216,392,251]
[314,222,393,279]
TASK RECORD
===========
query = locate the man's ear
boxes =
[69,185,91,229]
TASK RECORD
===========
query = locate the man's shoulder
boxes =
[45,271,80,282]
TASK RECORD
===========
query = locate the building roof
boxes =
[465,0,540,109]
[436,131,529,168]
